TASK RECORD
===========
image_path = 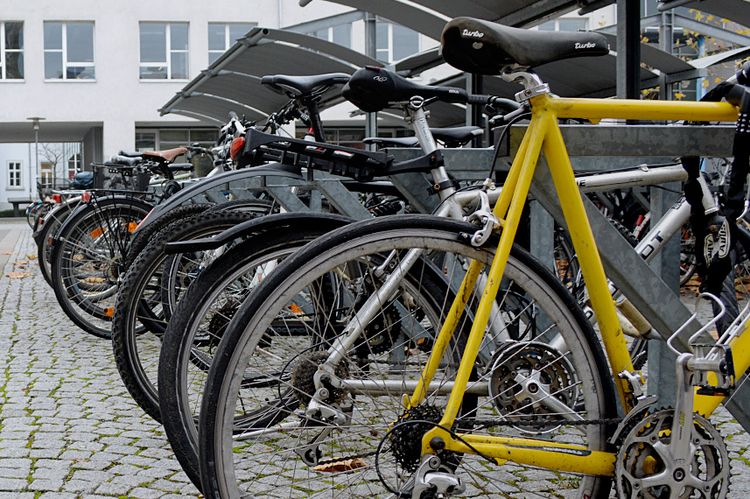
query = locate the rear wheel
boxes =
[49,197,152,338]
[111,210,257,422]
[158,217,350,491]
[198,216,615,498]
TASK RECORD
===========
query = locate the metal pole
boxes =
[659,10,674,100]
[34,124,40,196]
[616,0,641,100]
[364,12,378,150]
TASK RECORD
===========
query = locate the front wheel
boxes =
[198,215,616,498]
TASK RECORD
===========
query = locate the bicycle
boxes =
[196,19,749,498]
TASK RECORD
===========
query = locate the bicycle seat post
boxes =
[404,96,456,203]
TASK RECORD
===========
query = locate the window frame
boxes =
[537,18,589,32]
[375,21,420,63]
[43,21,96,81]
[0,21,24,80]
[139,22,189,81]
[7,160,22,189]
[208,22,256,65]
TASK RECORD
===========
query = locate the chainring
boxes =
[615,408,730,498]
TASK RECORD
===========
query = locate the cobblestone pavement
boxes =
[0,218,749,497]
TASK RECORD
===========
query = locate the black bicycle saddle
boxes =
[441,17,609,74]
[261,73,351,96]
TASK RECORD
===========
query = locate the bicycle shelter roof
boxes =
[159,27,380,123]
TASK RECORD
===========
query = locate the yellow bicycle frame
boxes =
[412,93,744,477]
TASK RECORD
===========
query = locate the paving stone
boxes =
[1,220,750,498]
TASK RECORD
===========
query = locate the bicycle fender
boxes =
[163,212,354,254]
[136,164,304,233]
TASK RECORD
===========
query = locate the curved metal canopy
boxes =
[160,27,380,123]
[659,0,750,27]
[316,0,612,38]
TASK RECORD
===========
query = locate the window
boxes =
[135,128,217,157]
[1,22,23,79]
[7,161,22,188]
[538,18,588,32]
[139,22,188,80]
[208,23,256,65]
[44,22,95,80]
[311,22,352,48]
[67,153,81,179]
[376,21,419,63]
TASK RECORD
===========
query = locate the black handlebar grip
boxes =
[467,94,491,105]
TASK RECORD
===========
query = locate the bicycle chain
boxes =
[464,417,623,428]
[312,417,623,468]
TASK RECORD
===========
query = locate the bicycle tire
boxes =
[124,203,213,270]
[158,215,352,491]
[49,196,153,338]
[34,200,79,286]
[198,215,616,498]
[111,210,258,422]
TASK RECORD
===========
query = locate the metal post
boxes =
[659,11,674,100]
[616,0,641,100]
[647,182,680,405]
[364,12,378,150]
[27,117,45,197]
[696,35,706,100]
[471,74,484,147]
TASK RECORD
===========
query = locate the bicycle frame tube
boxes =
[416,93,739,477]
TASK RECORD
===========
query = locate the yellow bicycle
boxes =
[197,17,748,498]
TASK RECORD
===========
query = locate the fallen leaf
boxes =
[6,272,30,279]
[1,251,11,256]
[27,254,37,260]
[313,457,368,473]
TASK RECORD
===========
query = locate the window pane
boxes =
[190,130,217,142]
[44,51,63,79]
[5,52,23,79]
[140,65,167,79]
[170,52,188,79]
[208,51,221,65]
[208,23,225,50]
[67,66,95,79]
[332,23,351,48]
[160,130,189,141]
[44,22,62,50]
[140,23,166,63]
[66,22,94,63]
[170,23,188,51]
[5,22,23,49]
[392,24,418,61]
[376,23,388,50]
[557,19,587,32]
[314,29,328,40]
[376,48,389,62]
[135,132,156,151]
[537,21,555,31]
[229,23,253,43]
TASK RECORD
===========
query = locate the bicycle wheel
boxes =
[49,196,152,338]
[124,203,213,270]
[111,210,257,422]
[34,199,79,286]
[158,214,352,491]
[199,216,616,498]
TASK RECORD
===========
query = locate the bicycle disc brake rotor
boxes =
[487,341,580,433]
[615,409,730,498]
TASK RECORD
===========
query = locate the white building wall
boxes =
[0,0,347,158]
[0,144,33,206]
